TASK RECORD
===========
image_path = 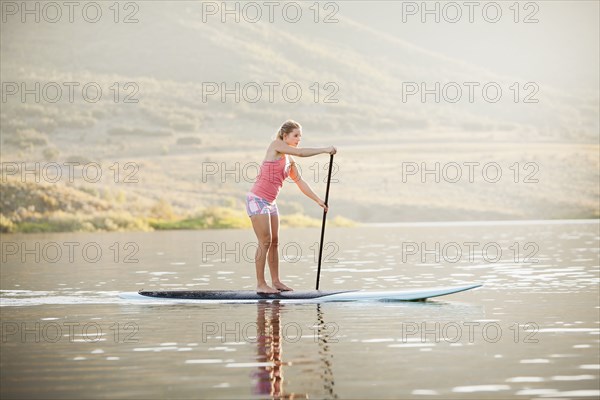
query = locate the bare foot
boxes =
[273,282,293,291]
[257,283,279,294]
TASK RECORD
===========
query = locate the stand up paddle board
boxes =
[119,283,482,303]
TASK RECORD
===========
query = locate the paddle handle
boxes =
[316,153,334,290]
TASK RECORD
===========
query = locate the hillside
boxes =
[1,2,598,231]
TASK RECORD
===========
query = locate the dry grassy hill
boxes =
[1,2,598,232]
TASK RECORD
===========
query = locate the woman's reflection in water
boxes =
[253,301,292,398]
[252,301,337,399]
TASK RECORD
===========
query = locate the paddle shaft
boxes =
[316,153,334,290]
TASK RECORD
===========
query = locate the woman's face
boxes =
[284,129,302,147]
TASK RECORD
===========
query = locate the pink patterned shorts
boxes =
[245,192,279,217]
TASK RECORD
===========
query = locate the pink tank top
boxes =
[250,155,291,203]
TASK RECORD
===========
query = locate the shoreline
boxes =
[360,218,600,228]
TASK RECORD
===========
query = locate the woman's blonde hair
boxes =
[277,120,301,140]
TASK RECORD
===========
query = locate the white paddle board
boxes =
[119,283,482,303]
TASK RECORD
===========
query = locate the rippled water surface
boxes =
[1,221,599,399]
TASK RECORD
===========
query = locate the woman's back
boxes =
[250,154,291,203]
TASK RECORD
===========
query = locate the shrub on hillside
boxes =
[3,129,48,149]
[108,127,172,137]
[43,147,60,161]
[176,136,202,145]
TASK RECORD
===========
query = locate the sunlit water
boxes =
[1,220,599,399]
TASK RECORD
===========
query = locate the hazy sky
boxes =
[340,1,599,93]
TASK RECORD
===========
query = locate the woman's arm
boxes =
[297,178,321,203]
[273,140,335,157]
[289,161,329,212]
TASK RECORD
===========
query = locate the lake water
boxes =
[1,220,599,399]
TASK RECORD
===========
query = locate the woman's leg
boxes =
[250,214,278,293]
[268,213,293,291]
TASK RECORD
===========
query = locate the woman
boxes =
[246,120,337,294]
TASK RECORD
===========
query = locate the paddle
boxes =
[316,153,334,290]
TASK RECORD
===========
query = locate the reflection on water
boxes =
[0,222,598,398]
[253,302,292,398]
[315,304,338,400]
[253,302,337,399]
